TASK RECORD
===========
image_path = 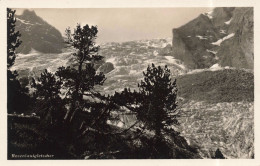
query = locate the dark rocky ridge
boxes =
[15,10,64,54]
[98,62,115,74]
[171,7,253,69]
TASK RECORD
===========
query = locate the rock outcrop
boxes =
[98,62,115,74]
[171,7,253,69]
[15,10,64,54]
[218,8,253,69]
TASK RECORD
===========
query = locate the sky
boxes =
[15,8,212,43]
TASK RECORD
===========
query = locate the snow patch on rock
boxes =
[196,35,207,40]
[220,30,227,34]
[206,49,217,55]
[211,33,235,46]
[204,11,213,19]
[225,18,233,25]
[210,63,222,71]
[16,18,33,25]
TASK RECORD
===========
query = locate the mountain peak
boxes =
[171,7,253,70]
[18,9,45,25]
[22,9,36,16]
[15,9,65,54]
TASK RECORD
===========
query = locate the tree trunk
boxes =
[64,102,75,123]
[155,128,161,137]
[65,59,83,123]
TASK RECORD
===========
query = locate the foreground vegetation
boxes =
[8,117,201,159]
[7,8,202,159]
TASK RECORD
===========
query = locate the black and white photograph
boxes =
[1,0,258,164]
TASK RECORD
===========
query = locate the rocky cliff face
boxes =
[171,7,253,69]
[15,10,64,54]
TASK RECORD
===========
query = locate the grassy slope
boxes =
[177,69,254,103]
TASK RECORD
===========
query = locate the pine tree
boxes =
[57,24,106,123]
[7,8,22,68]
[137,63,179,137]
[31,69,65,124]
[7,8,29,114]
[213,148,225,159]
